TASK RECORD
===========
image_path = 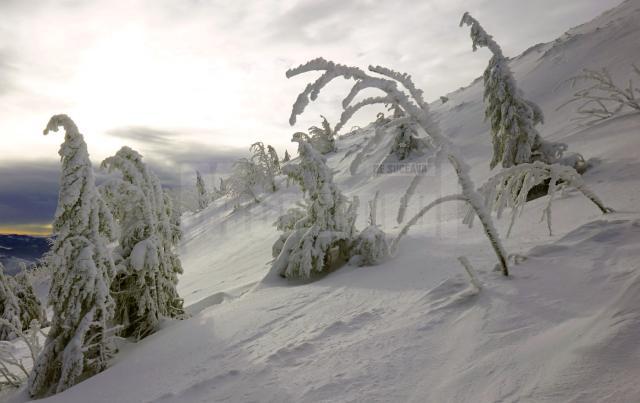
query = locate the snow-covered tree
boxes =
[29,115,117,398]
[0,264,22,341]
[195,170,210,211]
[13,270,47,330]
[271,206,306,259]
[351,192,389,266]
[282,150,291,163]
[270,133,358,279]
[286,57,510,275]
[228,157,262,205]
[250,142,278,192]
[460,12,567,169]
[101,146,185,340]
[308,115,336,154]
[387,120,429,161]
[267,145,281,173]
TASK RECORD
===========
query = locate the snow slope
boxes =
[8,1,640,401]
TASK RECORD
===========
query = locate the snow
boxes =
[5,1,640,401]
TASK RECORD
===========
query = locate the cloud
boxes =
[0,162,59,228]
[107,126,178,146]
[105,125,248,184]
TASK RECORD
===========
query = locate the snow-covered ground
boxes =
[6,0,640,401]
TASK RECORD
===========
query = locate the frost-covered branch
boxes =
[391,194,466,255]
[369,65,428,109]
[396,175,425,224]
[459,12,504,58]
[557,66,640,125]
[0,319,43,388]
[467,161,613,237]
[335,96,394,133]
[457,256,482,291]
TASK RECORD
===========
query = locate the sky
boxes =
[0,0,622,235]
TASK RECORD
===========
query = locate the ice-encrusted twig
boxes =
[557,66,640,125]
[396,174,425,224]
[468,161,613,237]
[390,194,466,255]
[457,256,482,291]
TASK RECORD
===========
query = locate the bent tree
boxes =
[286,58,510,276]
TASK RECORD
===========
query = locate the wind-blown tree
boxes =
[250,142,278,192]
[286,58,510,275]
[228,157,262,205]
[195,170,209,211]
[267,145,281,174]
[270,133,358,279]
[460,12,568,169]
[29,115,117,398]
[282,150,291,163]
[101,146,185,340]
[308,115,336,154]
[0,264,22,341]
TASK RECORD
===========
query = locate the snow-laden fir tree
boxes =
[388,120,429,161]
[101,146,184,340]
[282,150,291,163]
[228,157,262,205]
[250,142,278,192]
[460,12,568,169]
[270,133,358,279]
[29,115,117,398]
[308,115,336,154]
[13,269,47,330]
[212,177,228,199]
[351,192,389,266]
[195,170,209,211]
[267,145,281,174]
[0,264,22,341]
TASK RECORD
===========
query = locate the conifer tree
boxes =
[101,146,185,340]
[228,158,262,205]
[13,270,47,329]
[195,170,209,211]
[267,145,281,174]
[308,115,336,154]
[460,12,567,169]
[270,133,358,279]
[250,142,278,192]
[352,192,389,266]
[283,150,291,162]
[29,115,117,398]
[0,264,22,341]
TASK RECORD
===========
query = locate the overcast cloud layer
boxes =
[0,0,622,233]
